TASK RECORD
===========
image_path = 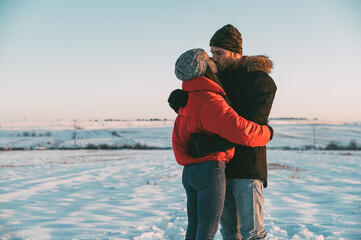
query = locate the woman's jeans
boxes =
[182,161,226,240]
[220,178,266,240]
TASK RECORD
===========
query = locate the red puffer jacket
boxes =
[172,76,271,166]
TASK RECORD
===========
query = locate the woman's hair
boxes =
[204,66,231,105]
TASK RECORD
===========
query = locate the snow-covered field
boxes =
[0,120,174,150]
[1,120,361,239]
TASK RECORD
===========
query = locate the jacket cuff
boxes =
[267,125,274,141]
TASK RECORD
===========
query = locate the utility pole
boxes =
[73,120,77,147]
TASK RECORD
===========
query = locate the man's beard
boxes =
[215,59,235,73]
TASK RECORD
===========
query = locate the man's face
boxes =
[210,46,236,73]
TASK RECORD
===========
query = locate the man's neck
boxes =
[230,56,245,71]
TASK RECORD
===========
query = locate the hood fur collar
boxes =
[242,55,273,74]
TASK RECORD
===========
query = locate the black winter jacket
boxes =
[218,55,277,187]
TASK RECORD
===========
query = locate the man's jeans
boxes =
[182,161,226,240]
[220,178,266,240]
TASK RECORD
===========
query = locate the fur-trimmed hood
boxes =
[242,55,273,74]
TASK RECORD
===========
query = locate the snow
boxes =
[0,120,174,150]
[0,120,361,239]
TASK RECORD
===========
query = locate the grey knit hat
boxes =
[210,24,242,54]
[175,48,208,81]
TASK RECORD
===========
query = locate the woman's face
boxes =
[207,56,218,74]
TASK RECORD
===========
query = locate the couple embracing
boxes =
[169,24,277,240]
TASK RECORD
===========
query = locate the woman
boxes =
[172,49,271,239]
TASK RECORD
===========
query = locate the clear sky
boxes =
[1,0,360,122]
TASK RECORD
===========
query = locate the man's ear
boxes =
[232,52,241,58]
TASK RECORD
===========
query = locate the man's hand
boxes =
[188,133,235,158]
[167,89,188,114]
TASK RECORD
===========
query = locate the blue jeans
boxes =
[182,161,226,240]
[220,178,266,240]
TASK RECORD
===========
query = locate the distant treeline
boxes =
[269,140,361,151]
[324,140,361,150]
[84,143,171,150]
[88,118,171,122]
[269,117,317,120]
[0,143,172,151]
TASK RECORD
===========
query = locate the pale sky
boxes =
[1,0,361,122]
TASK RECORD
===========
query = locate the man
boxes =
[168,24,277,239]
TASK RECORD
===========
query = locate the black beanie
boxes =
[210,24,242,54]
